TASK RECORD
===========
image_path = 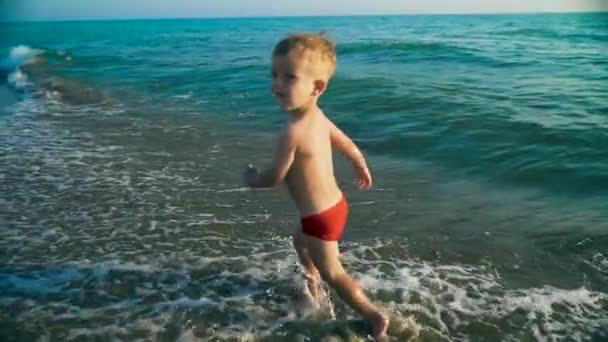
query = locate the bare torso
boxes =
[285,112,342,217]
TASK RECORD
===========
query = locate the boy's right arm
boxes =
[245,124,298,189]
[329,121,373,188]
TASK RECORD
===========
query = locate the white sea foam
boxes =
[3,45,42,90]
[9,45,43,64]
[7,69,29,89]
[2,95,605,341]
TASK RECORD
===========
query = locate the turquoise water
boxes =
[1,13,607,341]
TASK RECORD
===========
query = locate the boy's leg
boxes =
[303,234,389,339]
[293,229,321,302]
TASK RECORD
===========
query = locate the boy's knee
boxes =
[318,268,344,285]
[304,270,320,282]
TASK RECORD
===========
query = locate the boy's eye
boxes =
[287,74,297,80]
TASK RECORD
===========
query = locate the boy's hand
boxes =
[244,164,260,187]
[354,164,372,189]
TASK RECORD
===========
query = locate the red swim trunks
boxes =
[301,196,349,241]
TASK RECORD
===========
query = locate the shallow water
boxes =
[1,12,607,341]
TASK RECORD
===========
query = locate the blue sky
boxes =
[2,0,607,21]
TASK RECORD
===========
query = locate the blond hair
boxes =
[273,33,337,79]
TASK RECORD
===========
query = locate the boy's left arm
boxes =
[246,126,297,188]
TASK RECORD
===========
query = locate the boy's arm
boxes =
[330,121,372,188]
[247,126,297,188]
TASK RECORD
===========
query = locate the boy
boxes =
[244,34,389,339]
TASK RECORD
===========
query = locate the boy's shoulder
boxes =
[277,121,301,146]
[282,119,300,134]
[282,111,332,139]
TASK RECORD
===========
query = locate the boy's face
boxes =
[271,51,319,112]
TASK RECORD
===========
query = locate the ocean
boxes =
[1,12,607,341]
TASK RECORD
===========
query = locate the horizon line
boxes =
[2,9,606,23]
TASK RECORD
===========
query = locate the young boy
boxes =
[244,34,389,339]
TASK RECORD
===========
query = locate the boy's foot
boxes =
[369,311,389,341]
[295,290,319,317]
[315,285,336,319]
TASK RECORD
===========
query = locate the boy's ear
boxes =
[313,79,327,96]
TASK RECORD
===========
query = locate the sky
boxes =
[2,0,607,21]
